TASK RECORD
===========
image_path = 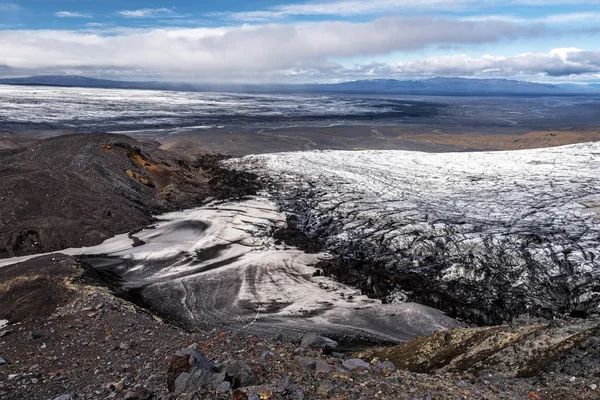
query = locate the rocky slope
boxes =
[357,318,600,380]
[0,133,258,258]
[1,255,598,400]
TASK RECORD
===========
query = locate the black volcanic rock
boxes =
[0,133,259,258]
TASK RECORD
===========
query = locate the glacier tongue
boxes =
[231,142,600,324]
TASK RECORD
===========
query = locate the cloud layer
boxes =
[0,18,544,72]
[0,11,598,82]
[336,49,600,78]
[215,0,600,21]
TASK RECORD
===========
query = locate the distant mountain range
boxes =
[1,75,599,95]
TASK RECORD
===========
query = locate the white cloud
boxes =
[341,49,600,78]
[0,17,543,71]
[0,2,20,12]
[0,16,597,82]
[118,8,180,18]
[214,0,600,21]
[55,11,93,19]
[464,11,600,24]
[213,0,468,21]
[538,12,600,23]
[3,49,600,82]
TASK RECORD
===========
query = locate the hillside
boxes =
[0,134,258,258]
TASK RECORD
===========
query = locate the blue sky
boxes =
[1,0,600,83]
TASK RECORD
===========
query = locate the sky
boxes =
[0,0,599,83]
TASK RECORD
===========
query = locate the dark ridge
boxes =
[2,75,600,95]
[194,154,262,200]
[0,134,263,259]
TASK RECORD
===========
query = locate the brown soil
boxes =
[156,126,600,156]
[391,128,600,151]
[0,255,82,323]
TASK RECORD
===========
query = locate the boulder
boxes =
[300,333,337,350]
[224,360,261,388]
[342,358,371,371]
[168,345,218,393]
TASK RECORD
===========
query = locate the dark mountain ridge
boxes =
[1,75,599,95]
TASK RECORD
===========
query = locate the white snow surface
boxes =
[231,142,600,319]
[0,85,395,132]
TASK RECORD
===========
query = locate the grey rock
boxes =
[224,360,260,388]
[217,381,232,392]
[123,387,154,399]
[173,372,192,394]
[293,356,316,372]
[169,346,220,393]
[277,376,292,392]
[382,360,396,370]
[0,357,6,365]
[248,395,260,400]
[52,395,73,400]
[174,370,226,394]
[315,361,331,375]
[119,341,132,351]
[0,330,11,338]
[342,358,371,371]
[27,331,42,340]
[177,346,216,373]
[589,384,597,390]
[316,380,331,395]
[379,360,396,373]
[300,333,337,350]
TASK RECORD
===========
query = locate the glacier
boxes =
[0,196,460,344]
[231,142,600,323]
[2,142,598,339]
